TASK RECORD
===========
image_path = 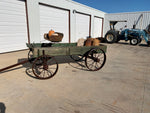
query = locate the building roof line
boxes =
[66,0,106,14]
[105,11,150,15]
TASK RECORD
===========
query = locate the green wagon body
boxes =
[0,43,107,80]
[26,43,107,58]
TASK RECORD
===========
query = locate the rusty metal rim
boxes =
[32,55,58,80]
[85,48,106,71]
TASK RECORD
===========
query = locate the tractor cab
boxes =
[109,20,127,30]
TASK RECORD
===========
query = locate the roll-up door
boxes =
[93,17,103,38]
[39,4,69,43]
[0,0,28,53]
[75,13,90,41]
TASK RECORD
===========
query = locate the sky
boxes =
[73,0,150,13]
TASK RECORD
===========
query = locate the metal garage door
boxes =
[93,17,103,38]
[75,13,90,41]
[0,0,28,53]
[39,4,69,43]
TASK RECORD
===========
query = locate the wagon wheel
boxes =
[28,50,34,63]
[85,48,106,71]
[32,55,58,79]
[70,55,84,61]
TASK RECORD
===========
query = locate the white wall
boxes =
[26,0,105,43]
[0,0,28,53]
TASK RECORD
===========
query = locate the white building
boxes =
[0,0,105,53]
[0,0,150,53]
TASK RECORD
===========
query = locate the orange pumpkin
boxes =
[85,38,93,46]
[93,38,100,46]
[48,29,55,37]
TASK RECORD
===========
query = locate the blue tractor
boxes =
[105,14,150,46]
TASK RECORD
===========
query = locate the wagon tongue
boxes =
[0,59,29,73]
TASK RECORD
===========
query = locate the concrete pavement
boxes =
[0,41,150,113]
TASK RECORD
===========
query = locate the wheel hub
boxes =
[96,58,100,62]
[43,64,48,70]
[132,39,137,44]
[92,57,100,62]
[107,34,113,41]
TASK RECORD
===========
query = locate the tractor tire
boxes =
[105,31,117,43]
[115,38,120,43]
[130,37,139,45]
[147,41,150,47]
[138,38,142,43]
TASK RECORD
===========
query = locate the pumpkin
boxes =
[48,29,55,37]
[93,38,100,46]
[85,38,93,46]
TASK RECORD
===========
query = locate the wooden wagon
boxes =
[0,42,107,80]
[27,43,107,79]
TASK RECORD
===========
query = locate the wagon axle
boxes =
[88,56,100,62]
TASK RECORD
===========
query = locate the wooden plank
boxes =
[27,43,77,48]
[33,47,68,57]
[51,43,77,47]
[31,43,107,57]
[69,46,90,55]
[70,45,107,55]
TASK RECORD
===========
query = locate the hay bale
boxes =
[77,38,85,46]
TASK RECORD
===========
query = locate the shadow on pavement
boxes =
[0,102,6,113]
[139,44,149,47]
[117,42,129,45]
[23,56,87,79]
[113,41,149,47]
[0,55,87,79]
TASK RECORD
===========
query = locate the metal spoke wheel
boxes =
[32,55,58,79]
[70,55,84,61]
[85,48,106,71]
